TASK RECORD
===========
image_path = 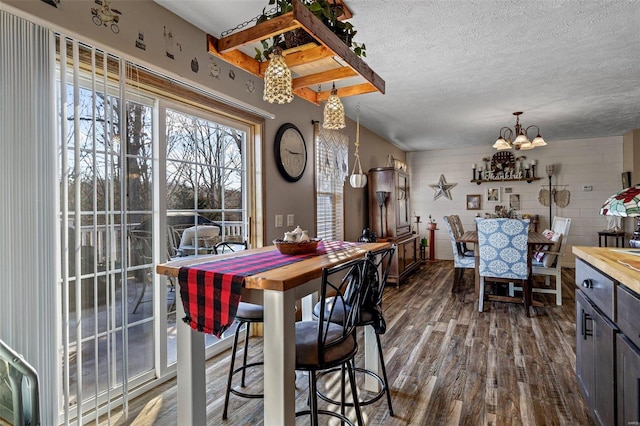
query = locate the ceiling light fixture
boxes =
[263,47,293,104]
[323,83,345,129]
[493,111,546,151]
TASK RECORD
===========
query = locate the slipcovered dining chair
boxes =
[295,255,373,425]
[313,246,397,416]
[476,218,533,317]
[531,216,572,305]
[443,215,475,293]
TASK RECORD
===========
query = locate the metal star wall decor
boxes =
[430,174,457,200]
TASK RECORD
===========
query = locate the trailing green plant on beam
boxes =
[254,0,366,61]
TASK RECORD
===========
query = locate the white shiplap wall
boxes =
[407,136,624,267]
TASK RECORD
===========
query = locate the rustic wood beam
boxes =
[217,12,300,53]
[292,0,385,94]
[316,82,379,102]
[292,67,358,90]
[207,34,261,76]
[292,87,320,105]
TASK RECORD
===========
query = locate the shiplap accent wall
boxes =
[407,136,624,267]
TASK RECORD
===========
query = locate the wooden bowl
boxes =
[273,238,321,255]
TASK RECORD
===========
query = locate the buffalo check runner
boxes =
[178,241,360,337]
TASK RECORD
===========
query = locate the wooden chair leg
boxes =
[478,276,485,312]
[522,278,532,317]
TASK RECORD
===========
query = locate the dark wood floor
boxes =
[108,261,594,425]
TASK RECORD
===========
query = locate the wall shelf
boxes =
[471,177,541,185]
[206,0,385,105]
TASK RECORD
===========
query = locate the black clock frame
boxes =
[274,123,307,182]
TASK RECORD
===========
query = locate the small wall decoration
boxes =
[504,187,513,194]
[466,194,481,210]
[209,60,220,79]
[622,171,632,189]
[509,194,520,210]
[190,57,199,73]
[429,174,457,200]
[135,32,146,50]
[41,0,60,8]
[246,79,255,93]
[91,0,122,34]
[228,70,236,80]
[163,26,182,59]
[486,187,500,202]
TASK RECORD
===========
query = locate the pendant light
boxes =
[349,104,367,188]
[263,47,293,104]
[323,82,345,129]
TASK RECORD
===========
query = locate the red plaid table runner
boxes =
[178,241,360,337]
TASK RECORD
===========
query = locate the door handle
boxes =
[581,279,594,289]
[582,310,593,340]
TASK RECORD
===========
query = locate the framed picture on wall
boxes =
[466,194,481,210]
[509,194,521,210]
[486,187,500,202]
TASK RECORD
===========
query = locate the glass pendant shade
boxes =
[519,141,534,150]
[323,87,345,130]
[493,137,511,150]
[263,48,293,104]
[514,133,530,145]
[532,135,547,147]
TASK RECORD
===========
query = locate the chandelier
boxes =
[323,83,345,129]
[263,47,293,104]
[493,111,547,151]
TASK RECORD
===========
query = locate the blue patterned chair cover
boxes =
[475,218,531,314]
[443,215,475,292]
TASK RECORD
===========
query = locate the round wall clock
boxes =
[274,123,307,182]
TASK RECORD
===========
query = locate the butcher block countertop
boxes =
[573,246,640,294]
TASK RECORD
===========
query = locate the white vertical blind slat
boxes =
[0,11,58,425]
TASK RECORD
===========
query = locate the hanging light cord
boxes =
[351,104,363,175]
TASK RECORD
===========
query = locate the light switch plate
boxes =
[275,214,283,227]
[287,214,295,227]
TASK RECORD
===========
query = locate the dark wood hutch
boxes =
[368,167,420,287]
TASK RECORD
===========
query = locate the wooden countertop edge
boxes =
[572,246,640,294]
[156,242,391,292]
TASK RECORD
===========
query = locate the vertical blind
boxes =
[0,10,58,425]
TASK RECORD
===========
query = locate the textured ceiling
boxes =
[155,0,640,151]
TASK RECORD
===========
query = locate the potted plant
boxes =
[254,0,366,61]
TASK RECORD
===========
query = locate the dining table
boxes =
[456,230,550,306]
[156,240,391,425]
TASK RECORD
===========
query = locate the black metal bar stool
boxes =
[222,302,264,420]
[313,246,396,416]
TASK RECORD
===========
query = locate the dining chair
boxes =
[295,255,373,425]
[213,239,248,254]
[443,215,475,293]
[222,302,264,420]
[313,246,397,416]
[531,216,572,305]
[476,218,533,317]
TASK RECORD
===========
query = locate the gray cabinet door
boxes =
[617,334,640,425]
[575,289,617,426]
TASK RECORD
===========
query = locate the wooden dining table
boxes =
[456,230,550,305]
[156,241,390,425]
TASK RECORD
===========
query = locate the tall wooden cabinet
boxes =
[368,167,420,286]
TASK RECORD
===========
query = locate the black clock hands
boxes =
[285,148,302,155]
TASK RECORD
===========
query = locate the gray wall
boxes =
[5,0,404,243]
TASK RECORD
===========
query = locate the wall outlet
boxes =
[583,185,593,192]
[287,214,295,227]
[275,214,283,228]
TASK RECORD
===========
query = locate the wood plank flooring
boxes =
[104,261,594,425]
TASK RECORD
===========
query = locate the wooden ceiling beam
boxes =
[316,82,379,102]
[217,12,300,53]
[292,67,358,90]
[292,0,385,94]
[207,34,261,76]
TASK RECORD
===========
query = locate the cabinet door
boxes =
[576,290,595,403]
[617,334,640,425]
[576,290,617,426]
[396,172,410,235]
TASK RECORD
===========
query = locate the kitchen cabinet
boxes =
[573,247,640,426]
